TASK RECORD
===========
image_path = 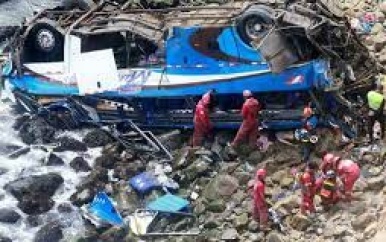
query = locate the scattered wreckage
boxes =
[1,0,380,137]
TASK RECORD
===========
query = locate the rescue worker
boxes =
[319,170,340,209]
[333,158,360,202]
[320,153,360,202]
[253,168,269,229]
[231,90,261,149]
[192,90,216,147]
[299,161,318,215]
[299,104,318,163]
[367,84,385,142]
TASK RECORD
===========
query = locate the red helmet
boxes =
[323,153,335,164]
[256,169,266,179]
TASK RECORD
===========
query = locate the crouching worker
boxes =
[334,158,360,202]
[192,90,216,147]
[319,170,341,210]
[299,161,318,215]
[253,168,269,230]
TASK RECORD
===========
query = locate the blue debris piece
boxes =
[88,192,124,226]
[147,194,189,213]
[129,172,160,194]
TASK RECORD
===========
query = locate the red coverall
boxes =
[336,159,360,201]
[192,94,212,147]
[232,97,261,147]
[253,179,268,226]
[299,170,316,214]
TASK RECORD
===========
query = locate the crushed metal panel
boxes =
[254,30,299,73]
[282,11,312,29]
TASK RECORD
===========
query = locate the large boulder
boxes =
[18,118,56,145]
[203,175,239,201]
[70,157,91,172]
[5,173,64,201]
[0,209,21,223]
[5,173,64,214]
[83,129,114,148]
[221,228,239,241]
[54,136,87,152]
[33,223,63,242]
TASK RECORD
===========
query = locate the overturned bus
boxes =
[2,0,380,135]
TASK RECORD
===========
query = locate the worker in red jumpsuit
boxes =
[192,90,216,147]
[231,90,261,148]
[334,158,360,202]
[253,168,269,229]
[299,161,318,215]
[320,153,338,174]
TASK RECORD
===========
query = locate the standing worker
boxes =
[192,90,216,147]
[299,161,318,215]
[253,168,269,230]
[296,104,318,163]
[231,90,261,149]
[367,84,385,142]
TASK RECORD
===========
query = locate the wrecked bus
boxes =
[2,1,380,134]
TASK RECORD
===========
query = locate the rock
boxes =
[249,232,264,242]
[54,136,87,152]
[271,170,287,184]
[26,215,43,227]
[98,227,128,242]
[6,173,64,201]
[248,220,259,232]
[0,235,12,242]
[371,23,385,36]
[207,200,226,213]
[248,150,264,165]
[364,222,378,239]
[373,33,386,51]
[233,213,248,229]
[280,176,294,188]
[266,231,284,242]
[95,153,120,169]
[380,2,386,14]
[273,194,298,212]
[70,188,94,207]
[33,223,63,242]
[113,161,145,180]
[184,159,210,181]
[70,157,91,172]
[352,213,377,230]
[5,173,63,214]
[19,195,55,215]
[203,175,239,201]
[19,117,56,145]
[203,219,220,229]
[234,172,251,185]
[13,114,31,130]
[44,153,65,166]
[290,214,311,231]
[221,228,239,241]
[366,175,385,190]
[0,209,21,223]
[83,129,114,148]
[57,203,74,213]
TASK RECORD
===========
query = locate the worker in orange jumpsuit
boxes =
[231,90,261,148]
[299,161,318,215]
[253,168,269,229]
[334,158,360,202]
[192,90,216,147]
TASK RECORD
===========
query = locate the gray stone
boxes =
[289,214,311,231]
[233,213,248,229]
[221,228,239,241]
[366,175,385,190]
[248,151,264,165]
[33,223,63,242]
[45,153,64,166]
[0,209,21,223]
[352,213,377,230]
[207,200,226,213]
[266,231,284,242]
[249,232,264,242]
[248,220,259,232]
[70,157,91,172]
[364,222,378,239]
[203,175,239,201]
